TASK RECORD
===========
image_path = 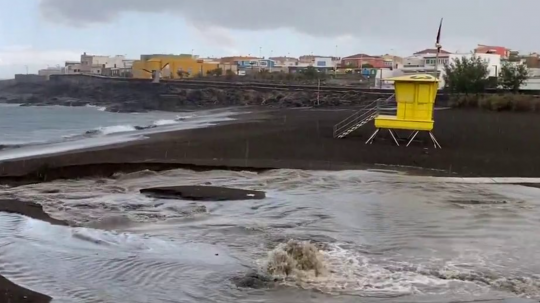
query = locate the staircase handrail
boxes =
[333,98,381,138]
[377,93,396,116]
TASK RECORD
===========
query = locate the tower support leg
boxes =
[388,129,400,146]
[365,129,380,144]
[429,132,442,149]
[406,131,419,147]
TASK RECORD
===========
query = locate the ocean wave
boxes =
[0,112,219,153]
[152,119,178,126]
[95,125,137,135]
[85,104,106,111]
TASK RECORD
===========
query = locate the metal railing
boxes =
[332,94,396,138]
[377,93,397,116]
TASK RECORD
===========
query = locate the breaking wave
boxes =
[152,119,178,126]
[93,124,137,135]
[85,104,106,111]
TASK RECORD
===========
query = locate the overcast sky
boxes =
[0,0,537,78]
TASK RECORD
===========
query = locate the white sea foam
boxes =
[96,124,137,135]
[152,119,178,126]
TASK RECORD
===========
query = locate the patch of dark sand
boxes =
[0,200,68,226]
[516,183,540,189]
[0,275,52,303]
[140,185,266,201]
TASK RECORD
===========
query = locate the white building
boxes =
[80,52,127,74]
[65,61,82,74]
[312,57,337,68]
[270,57,299,67]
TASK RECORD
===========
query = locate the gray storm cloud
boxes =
[39,0,540,49]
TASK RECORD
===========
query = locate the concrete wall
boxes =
[14,74,48,83]
[38,68,65,77]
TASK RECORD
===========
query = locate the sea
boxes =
[0,104,236,161]
[0,105,539,303]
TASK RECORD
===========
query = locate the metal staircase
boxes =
[333,94,395,139]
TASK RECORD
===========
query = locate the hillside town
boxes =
[22,44,540,89]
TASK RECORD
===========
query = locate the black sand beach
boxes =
[0,107,539,183]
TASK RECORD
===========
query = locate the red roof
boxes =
[413,48,451,55]
[343,53,379,59]
[476,44,507,49]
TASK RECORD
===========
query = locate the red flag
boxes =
[436,18,443,53]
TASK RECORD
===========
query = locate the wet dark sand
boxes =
[0,275,52,303]
[0,200,68,226]
[0,107,540,184]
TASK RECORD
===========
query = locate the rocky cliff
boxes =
[0,77,387,113]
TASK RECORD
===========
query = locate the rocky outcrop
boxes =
[0,79,382,113]
[140,186,266,201]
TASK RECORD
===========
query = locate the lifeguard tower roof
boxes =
[384,74,439,82]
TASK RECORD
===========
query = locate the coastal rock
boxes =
[106,101,149,113]
[140,185,266,201]
[0,78,391,112]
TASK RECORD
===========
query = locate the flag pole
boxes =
[434,18,443,80]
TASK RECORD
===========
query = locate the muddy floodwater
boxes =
[0,169,539,303]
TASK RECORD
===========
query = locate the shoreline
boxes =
[0,107,540,184]
[0,106,253,163]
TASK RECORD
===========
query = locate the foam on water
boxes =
[95,124,137,135]
[152,119,178,126]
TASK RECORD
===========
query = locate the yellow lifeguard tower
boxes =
[365,74,442,148]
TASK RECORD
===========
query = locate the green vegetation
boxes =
[450,94,540,112]
[206,68,223,76]
[300,66,319,80]
[444,55,535,112]
[498,62,529,92]
[443,56,490,94]
[225,69,235,80]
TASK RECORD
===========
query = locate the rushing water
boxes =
[0,169,539,303]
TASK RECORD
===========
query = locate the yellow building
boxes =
[132,57,220,79]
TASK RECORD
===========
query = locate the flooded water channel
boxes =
[0,169,539,303]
